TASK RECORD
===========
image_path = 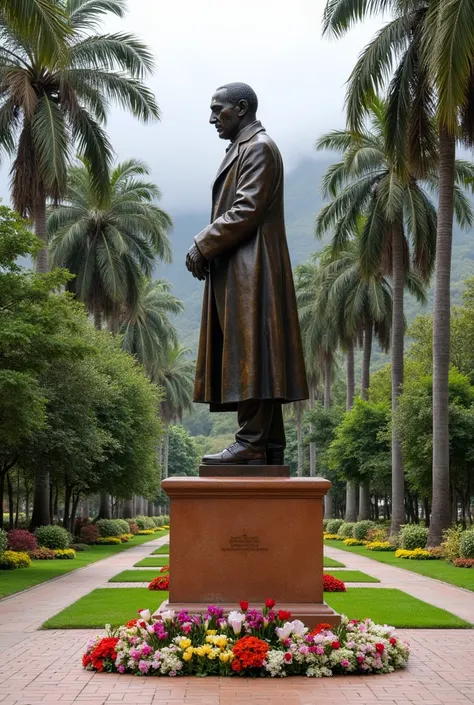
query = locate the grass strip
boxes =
[323,557,345,568]
[324,570,379,583]
[152,545,169,555]
[325,540,474,592]
[42,588,168,629]
[325,588,471,628]
[0,533,164,600]
[134,556,169,568]
[109,569,167,582]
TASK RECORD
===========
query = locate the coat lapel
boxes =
[212,121,266,187]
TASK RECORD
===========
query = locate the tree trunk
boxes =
[123,499,134,518]
[429,127,456,547]
[63,484,72,529]
[6,472,14,530]
[34,196,48,273]
[98,493,111,519]
[296,405,303,477]
[324,490,335,519]
[70,492,80,534]
[324,356,332,409]
[361,321,373,400]
[163,422,170,480]
[24,477,30,524]
[15,469,20,528]
[309,382,316,477]
[94,310,102,330]
[30,470,51,530]
[147,500,154,517]
[346,342,355,409]
[390,220,406,536]
[358,480,371,520]
[345,482,357,522]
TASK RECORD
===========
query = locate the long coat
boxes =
[193,120,309,410]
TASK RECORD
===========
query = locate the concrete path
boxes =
[324,545,474,624]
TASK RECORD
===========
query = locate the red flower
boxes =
[239,601,249,611]
[331,641,340,650]
[389,638,397,646]
[375,643,385,653]
[160,565,169,573]
[284,652,293,662]
[232,636,269,672]
[310,623,333,636]
[265,598,275,608]
[126,619,138,628]
[84,637,119,673]
[278,610,292,621]
[148,575,170,591]
[323,574,346,592]
[139,620,146,628]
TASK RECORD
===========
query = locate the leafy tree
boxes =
[0,0,159,272]
[306,402,344,516]
[49,160,172,328]
[2,0,68,61]
[167,425,199,478]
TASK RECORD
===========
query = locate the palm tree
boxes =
[316,99,438,535]
[2,0,68,60]
[49,159,172,328]
[0,0,159,273]
[153,345,195,480]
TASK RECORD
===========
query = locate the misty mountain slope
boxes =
[156,157,474,352]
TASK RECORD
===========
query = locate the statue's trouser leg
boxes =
[267,403,286,464]
[235,399,274,452]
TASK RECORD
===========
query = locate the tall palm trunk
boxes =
[295,403,303,477]
[390,221,406,536]
[361,320,373,400]
[309,382,316,477]
[34,197,48,273]
[345,342,357,521]
[163,421,170,479]
[324,356,332,410]
[429,128,456,547]
[324,492,335,519]
[94,310,102,330]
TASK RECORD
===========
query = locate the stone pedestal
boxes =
[158,471,340,628]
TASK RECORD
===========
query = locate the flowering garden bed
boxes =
[82,601,409,678]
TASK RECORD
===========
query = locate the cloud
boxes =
[0,0,383,213]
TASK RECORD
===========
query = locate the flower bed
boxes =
[365,541,396,552]
[82,602,409,678]
[148,575,170,590]
[323,574,346,592]
[343,538,366,546]
[395,548,436,560]
[453,558,474,568]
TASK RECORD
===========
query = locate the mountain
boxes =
[156,157,474,353]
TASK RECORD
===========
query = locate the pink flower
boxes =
[284,652,292,663]
[118,664,125,673]
[357,655,365,663]
[316,646,325,655]
[341,659,350,667]
[138,660,150,673]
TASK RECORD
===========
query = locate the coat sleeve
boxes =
[194,141,277,260]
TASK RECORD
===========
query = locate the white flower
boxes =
[227,611,245,635]
[160,609,175,622]
[275,622,293,640]
[290,620,308,636]
[138,609,151,622]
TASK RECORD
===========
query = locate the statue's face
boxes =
[209,89,245,141]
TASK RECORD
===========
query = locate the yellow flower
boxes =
[219,651,233,663]
[182,651,193,662]
[179,638,192,649]
[206,629,217,635]
[216,636,227,649]
[202,645,212,655]
[194,647,205,657]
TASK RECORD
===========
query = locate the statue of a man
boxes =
[186,82,308,466]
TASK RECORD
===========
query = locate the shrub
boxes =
[366,527,389,543]
[326,519,344,535]
[35,525,69,550]
[95,519,124,538]
[160,565,169,573]
[138,529,155,535]
[353,521,375,541]
[73,517,91,537]
[127,521,139,535]
[80,524,99,545]
[0,528,7,555]
[95,536,122,545]
[440,525,463,562]
[70,543,89,552]
[134,515,155,530]
[365,541,396,552]
[323,574,346,592]
[120,534,133,542]
[7,529,37,553]
[460,529,474,559]
[395,548,434,560]
[322,519,329,531]
[115,519,131,535]
[148,575,169,590]
[400,525,428,550]
[338,522,356,538]
[453,558,474,568]
[323,533,343,540]
[54,549,76,559]
[30,547,56,560]
[0,550,31,569]
[343,538,366,546]
[428,547,444,559]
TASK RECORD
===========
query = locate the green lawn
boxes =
[323,556,345,568]
[134,556,169,568]
[324,570,379,583]
[109,569,167,582]
[42,588,168,629]
[325,540,474,592]
[153,545,169,555]
[0,533,165,599]
[325,588,471,628]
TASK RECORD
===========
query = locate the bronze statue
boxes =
[186,83,308,466]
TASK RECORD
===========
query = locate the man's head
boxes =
[209,82,258,142]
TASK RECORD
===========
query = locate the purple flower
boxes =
[138,660,150,674]
[169,670,177,677]
[118,664,125,673]
[177,610,191,624]
[266,610,277,622]
[141,644,152,657]
[205,605,224,620]
[130,648,141,661]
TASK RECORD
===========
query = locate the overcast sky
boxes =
[0,0,383,213]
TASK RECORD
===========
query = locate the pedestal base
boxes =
[199,464,290,478]
[159,475,340,629]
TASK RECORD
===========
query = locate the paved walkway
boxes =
[1,538,474,704]
[325,545,474,624]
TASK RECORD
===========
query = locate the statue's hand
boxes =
[186,243,208,281]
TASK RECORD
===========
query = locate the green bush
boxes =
[115,519,131,535]
[441,526,463,561]
[400,525,429,550]
[0,528,7,555]
[326,519,344,535]
[152,516,164,527]
[35,525,70,550]
[95,536,122,545]
[0,550,31,569]
[70,543,89,552]
[54,549,76,559]
[353,521,376,541]
[460,529,474,559]
[134,515,155,530]
[337,522,356,538]
[322,519,329,531]
[95,519,123,538]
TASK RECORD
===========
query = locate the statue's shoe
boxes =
[201,441,266,465]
